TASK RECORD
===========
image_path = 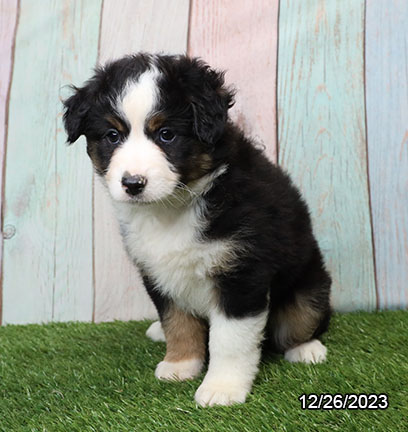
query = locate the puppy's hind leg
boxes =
[269,291,331,364]
[284,339,327,364]
[146,321,166,342]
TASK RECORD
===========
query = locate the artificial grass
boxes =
[0,311,407,432]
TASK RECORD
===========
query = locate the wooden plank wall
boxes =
[2,0,101,324]
[0,0,18,324]
[94,0,189,322]
[365,0,408,309]
[0,0,406,324]
[278,0,376,311]
[188,0,279,162]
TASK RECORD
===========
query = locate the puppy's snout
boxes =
[121,174,147,196]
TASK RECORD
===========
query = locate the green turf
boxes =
[0,311,407,432]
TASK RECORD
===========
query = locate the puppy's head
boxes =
[63,53,234,203]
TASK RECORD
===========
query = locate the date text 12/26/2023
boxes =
[299,393,388,410]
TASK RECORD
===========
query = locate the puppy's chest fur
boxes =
[115,200,236,317]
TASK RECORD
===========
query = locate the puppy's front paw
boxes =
[155,358,203,381]
[195,378,249,407]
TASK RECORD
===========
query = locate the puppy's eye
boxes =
[159,128,175,143]
[105,129,120,144]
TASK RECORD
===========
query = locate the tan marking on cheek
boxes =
[162,304,207,362]
[147,114,166,132]
[197,153,213,171]
[105,115,126,133]
[185,153,214,183]
[86,140,105,174]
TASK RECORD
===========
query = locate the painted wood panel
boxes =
[53,0,102,321]
[366,0,408,309]
[0,0,406,323]
[2,0,101,324]
[278,0,376,311]
[188,0,279,162]
[94,0,190,322]
[0,0,18,324]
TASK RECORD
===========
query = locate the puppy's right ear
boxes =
[62,86,90,144]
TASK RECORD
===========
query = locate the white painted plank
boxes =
[94,0,190,322]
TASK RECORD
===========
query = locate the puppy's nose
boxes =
[121,174,147,196]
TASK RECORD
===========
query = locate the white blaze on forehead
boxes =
[106,68,179,203]
[121,68,159,131]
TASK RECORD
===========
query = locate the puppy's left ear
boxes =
[62,86,90,144]
[189,60,235,145]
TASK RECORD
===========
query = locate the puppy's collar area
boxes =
[189,164,228,196]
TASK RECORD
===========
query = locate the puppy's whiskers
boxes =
[175,181,199,200]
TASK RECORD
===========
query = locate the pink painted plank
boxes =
[94,0,190,322]
[366,0,408,309]
[0,0,18,324]
[188,0,279,162]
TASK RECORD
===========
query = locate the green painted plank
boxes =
[366,0,408,309]
[0,0,19,324]
[2,0,101,324]
[93,0,190,322]
[278,0,376,311]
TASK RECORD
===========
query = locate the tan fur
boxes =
[195,153,213,171]
[147,114,165,132]
[185,153,214,182]
[269,293,322,352]
[162,303,207,363]
[105,115,126,132]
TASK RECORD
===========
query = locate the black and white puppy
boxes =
[63,53,331,407]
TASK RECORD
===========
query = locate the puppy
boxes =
[63,53,331,407]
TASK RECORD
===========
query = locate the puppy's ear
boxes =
[188,59,235,145]
[62,86,90,144]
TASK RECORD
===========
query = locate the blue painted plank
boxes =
[366,0,408,309]
[0,0,19,324]
[278,0,376,311]
[2,0,101,324]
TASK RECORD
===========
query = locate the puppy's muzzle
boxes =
[121,173,147,196]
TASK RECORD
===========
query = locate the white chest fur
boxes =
[114,199,236,317]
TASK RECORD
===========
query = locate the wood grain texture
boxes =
[53,0,102,321]
[188,0,279,162]
[0,0,18,324]
[366,0,408,309]
[278,0,376,311]
[2,0,101,324]
[94,0,190,322]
